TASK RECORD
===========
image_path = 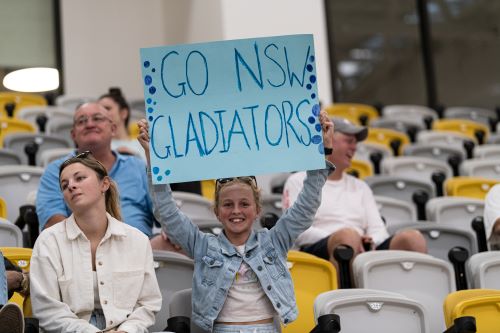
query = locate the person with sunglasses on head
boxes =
[137,110,335,333]
[30,152,162,333]
[35,102,180,251]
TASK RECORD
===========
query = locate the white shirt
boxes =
[484,184,500,249]
[30,213,162,333]
[283,172,389,247]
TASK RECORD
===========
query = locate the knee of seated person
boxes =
[391,229,427,253]
[329,228,362,253]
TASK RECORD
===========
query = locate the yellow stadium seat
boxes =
[445,176,500,200]
[0,117,37,148]
[444,289,500,333]
[0,196,6,218]
[365,128,410,155]
[201,179,216,201]
[1,247,33,316]
[325,103,379,126]
[432,119,490,144]
[128,121,140,140]
[346,159,373,179]
[282,251,337,333]
[0,92,47,118]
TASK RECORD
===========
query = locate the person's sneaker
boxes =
[0,303,24,333]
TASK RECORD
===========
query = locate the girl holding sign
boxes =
[138,110,334,333]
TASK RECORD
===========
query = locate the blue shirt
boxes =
[36,151,154,236]
[149,161,334,331]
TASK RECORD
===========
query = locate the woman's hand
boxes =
[319,110,334,150]
[137,119,151,166]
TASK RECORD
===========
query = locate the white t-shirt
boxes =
[484,183,500,250]
[283,172,389,247]
[216,245,275,322]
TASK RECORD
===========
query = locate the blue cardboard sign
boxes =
[140,34,325,184]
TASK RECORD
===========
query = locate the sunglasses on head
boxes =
[60,150,104,170]
[215,176,257,188]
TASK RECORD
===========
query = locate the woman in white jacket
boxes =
[30,151,162,333]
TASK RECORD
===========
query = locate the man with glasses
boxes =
[36,102,176,250]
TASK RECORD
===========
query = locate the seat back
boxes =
[445,176,500,200]
[365,175,435,205]
[1,247,33,315]
[314,288,429,333]
[172,191,215,219]
[474,144,500,159]
[444,107,497,127]
[0,118,36,148]
[16,106,73,125]
[374,195,417,231]
[444,289,500,333]
[467,252,500,289]
[39,147,74,167]
[282,251,337,333]
[346,159,373,179]
[460,158,500,180]
[0,166,43,222]
[3,132,73,166]
[426,197,484,233]
[0,148,22,166]
[403,142,466,164]
[325,103,379,125]
[381,156,452,184]
[382,105,438,125]
[353,250,455,332]
[150,250,194,332]
[432,119,489,143]
[396,222,478,262]
[365,128,410,155]
[0,92,47,118]
[55,95,94,111]
[46,117,74,144]
[0,218,23,247]
[416,130,475,146]
[261,193,283,218]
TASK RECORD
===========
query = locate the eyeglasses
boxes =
[74,114,111,127]
[215,176,257,188]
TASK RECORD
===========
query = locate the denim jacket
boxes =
[149,161,334,331]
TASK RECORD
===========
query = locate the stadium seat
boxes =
[39,147,74,167]
[0,218,23,247]
[432,119,489,145]
[382,104,438,128]
[370,117,425,142]
[1,247,33,316]
[167,288,205,333]
[353,250,455,332]
[445,176,500,200]
[172,191,215,220]
[346,159,373,179]
[0,92,47,118]
[150,250,194,333]
[365,128,410,156]
[324,103,379,126]
[54,95,94,111]
[0,165,44,222]
[473,144,500,159]
[467,252,500,289]
[3,132,73,166]
[0,197,6,218]
[0,118,36,148]
[314,288,429,333]
[0,148,23,166]
[374,195,416,231]
[444,106,497,128]
[444,289,500,333]
[426,196,484,234]
[16,106,73,133]
[460,158,500,180]
[283,251,337,333]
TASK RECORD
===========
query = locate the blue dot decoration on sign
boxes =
[153,101,157,105]
[306,84,312,90]
[147,107,154,113]
[157,175,163,182]
[144,75,152,85]
[306,64,313,72]
[152,68,156,73]
[309,75,317,84]
[153,167,159,174]
[144,61,150,68]
[312,104,320,116]
[315,123,322,132]
[308,116,315,124]
[146,98,152,104]
[311,93,316,99]
[318,143,324,154]
[310,55,315,62]
[165,170,171,176]
[148,116,153,121]
[312,135,322,144]
[149,86,156,94]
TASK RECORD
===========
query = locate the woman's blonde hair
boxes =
[59,151,122,220]
[213,177,262,216]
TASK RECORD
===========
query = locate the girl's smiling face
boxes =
[215,182,260,245]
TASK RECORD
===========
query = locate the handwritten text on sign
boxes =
[140,34,324,184]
